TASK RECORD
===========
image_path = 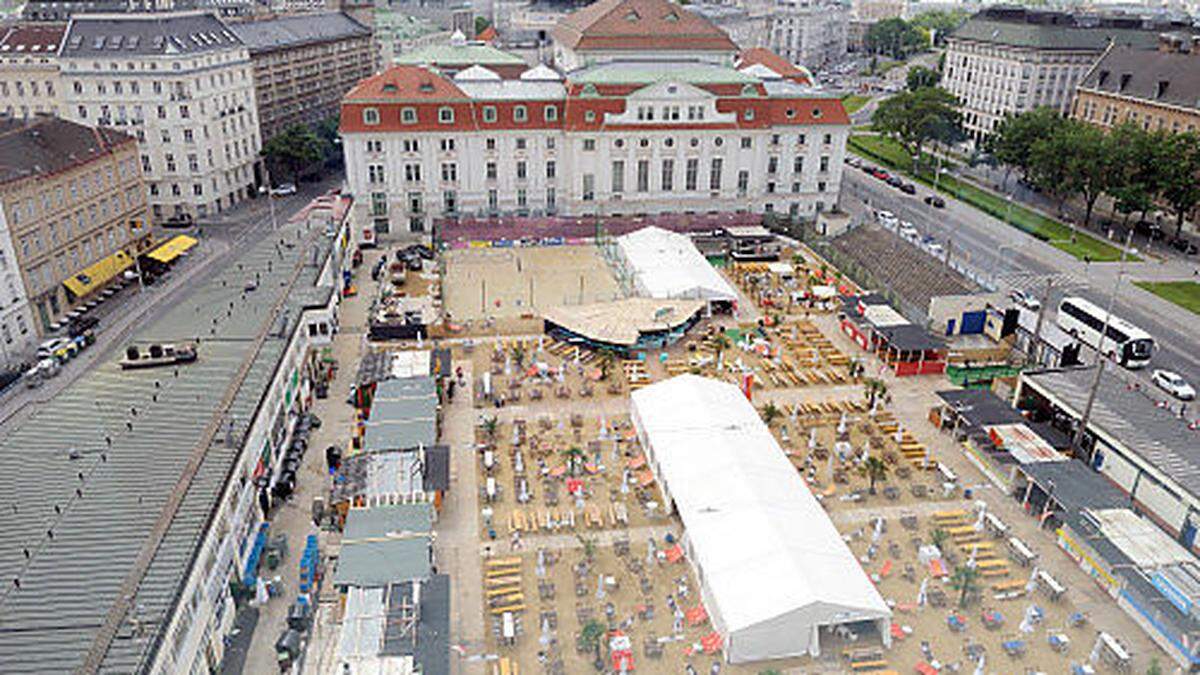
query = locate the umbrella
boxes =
[917,577,929,606]
[872,517,884,544]
[837,412,847,436]
[893,425,904,443]
[973,652,985,675]
[596,573,606,600]
[1089,634,1104,663]
[1026,566,1040,593]
[808,428,818,450]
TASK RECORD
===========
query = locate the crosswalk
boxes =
[992,270,1087,295]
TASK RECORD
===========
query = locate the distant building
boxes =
[686,0,849,72]
[22,0,260,21]
[228,12,374,142]
[851,0,903,23]
[551,0,739,70]
[0,23,65,120]
[1072,34,1200,135]
[58,11,262,220]
[0,116,151,341]
[942,5,1182,141]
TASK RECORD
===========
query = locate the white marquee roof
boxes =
[631,375,890,634]
[616,226,737,302]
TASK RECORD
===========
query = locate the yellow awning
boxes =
[63,250,134,297]
[146,234,198,264]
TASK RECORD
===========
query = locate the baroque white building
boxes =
[58,11,263,219]
[341,0,851,241]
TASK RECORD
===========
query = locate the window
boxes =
[368,164,385,184]
[743,108,755,121]
[797,133,807,145]
[823,133,832,145]
[403,139,419,153]
[513,105,527,122]
[817,181,827,192]
[585,111,596,122]
[404,164,421,182]
[438,107,454,124]
[483,106,497,123]
[661,159,674,191]
[367,139,383,153]
[819,156,829,172]
[583,139,596,151]
[486,162,497,180]
[488,188,499,212]
[767,156,778,175]
[793,156,803,174]
[179,104,189,119]
[441,162,457,182]
[515,138,526,151]
[546,160,556,179]
[611,160,624,193]
[165,154,176,172]
[685,158,699,191]
[443,190,457,213]
[544,105,558,122]
[401,107,417,124]
[740,138,752,149]
[737,170,749,195]
[546,137,556,150]
[636,160,649,192]
[516,161,527,180]
[440,138,455,152]
[582,174,595,201]
[193,183,203,196]
[187,154,198,172]
[709,158,722,191]
[371,192,387,216]
[546,187,556,211]
[516,188,527,209]
[362,107,379,125]
[486,138,496,151]
[408,191,422,214]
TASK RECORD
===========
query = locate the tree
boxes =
[929,527,948,550]
[481,415,499,441]
[313,116,342,167]
[949,564,980,607]
[911,9,970,46]
[865,18,927,59]
[474,16,491,38]
[1027,125,1079,219]
[1107,124,1165,229]
[863,377,888,408]
[988,107,1065,191]
[562,446,585,476]
[1062,121,1117,230]
[906,64,940,91]
[860,456,889,494]
[872,87,960,170]
[261,123,327,185]
[1159,132,1200,239]
[761,401,782,426]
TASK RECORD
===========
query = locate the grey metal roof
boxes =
[1020,458,1129,515]
[60,12,242,58]
[1079,45,1200,113]
[950,17,1162,51]
[0,116,134,185]
[334,504,433,588]
[227,12,370,55]
[0,207,334,672]
[382,574,450,675]
[362,376,438,453]
[1022,367,1200,500]
[937,388,1027,428]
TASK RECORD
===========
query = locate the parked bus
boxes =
[1055,296,1154,368]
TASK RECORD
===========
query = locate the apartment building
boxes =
[552,0,740,70]
[1072,35,1200,135]
[341,0,851,242]
[0,116,151,340]
[0,24,65,120]
[767,0,849,71]
[943,6,1171,141]
[58,11,262,220]
[228,11,374,142]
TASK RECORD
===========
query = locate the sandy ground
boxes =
[443,246,622,325]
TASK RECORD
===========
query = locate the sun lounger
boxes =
[932,510,967,520]
[486,575,521,587]
[491,603,526,615]
[487,557,522,567]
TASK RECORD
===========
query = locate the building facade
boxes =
[1072,35,1200,135]
[228,11,374,142]
[767,0,849,71]
[0,24,65,120]
[0,116,151,340]
[341,0,851,241]
[58,11,262,220]
[943,6,1173,141]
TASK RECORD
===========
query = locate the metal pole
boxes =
[1072,229,1135,460]
[1029,276,1054,367]
[264,165,278,231]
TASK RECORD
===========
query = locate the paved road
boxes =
[839,164,1200,387]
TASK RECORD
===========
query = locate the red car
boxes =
[871,169,890,180]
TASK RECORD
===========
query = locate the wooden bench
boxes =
[850,660,890,671]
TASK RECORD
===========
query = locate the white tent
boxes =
[615,226,737,307]
[631,374,891,663]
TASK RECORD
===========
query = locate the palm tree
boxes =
[713,333,732,366]
[562,446,585,476]
[761,401,782,427]
[597,348,617,380]
[510,342,526,368]
[864,378,888,408]
[481,415,499,441]
[949,564,980,608]
[576,534,596,561]
[930,527,949,551]
[860,456,889,494]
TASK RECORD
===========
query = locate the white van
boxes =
[877,210,898,230]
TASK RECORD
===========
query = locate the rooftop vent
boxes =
[1119,73,1131,91]
[1157,80,1169,98]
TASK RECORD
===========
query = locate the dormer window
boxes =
[1157,80,1169,98]
[741,84,758,97]
[812,108,823,119]
[625,10,639,21]
[401,107,417,124]
[1097,70,1109,86]
[362,107,380,125]
[743,108,755,121]
[514,105,528,122]
[439,107,455,124]
[483,105,497,123]
[1119,73,1131,91]
[419,80,435,93]
[382,83,398,93]
[581,83,598,97]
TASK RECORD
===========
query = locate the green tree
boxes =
[761,401,782,426]
[865,18,927,59]
[474,16,491,37]
[1027,125,1078,219]
[481,415,499,441]
[930,527,948,550]
[1063,121,1117,230]
[1159,132,1200,239]
[863,377,887,408]
[988,107,1065,191]
[313,116,342,166]
[911,9,970,45]
[949,564,980,607]
[261,123,326,185]
[1107,123,1165,230]
[906,64,940,91]
[860,456,889,494]
[872,87,960,171]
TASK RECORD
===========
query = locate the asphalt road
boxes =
[840,164,1200,388]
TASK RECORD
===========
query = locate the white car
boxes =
[37,337,75,360]
[1152,369,1196,401]
[1010,289,1042,312]
[898,222,919,242]
[924,239,945,257]
[270,183,297,196]
[877,210,898,230]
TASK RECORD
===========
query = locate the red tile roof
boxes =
[343,65,468,102]
[0,23,67,53]
[737,48,811,85]
[476,25,498,42]
[553,0,737,52]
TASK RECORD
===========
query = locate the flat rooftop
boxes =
[0,216,334,671]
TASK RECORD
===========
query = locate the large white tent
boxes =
[631,374,891,663]
[614,226,737,307]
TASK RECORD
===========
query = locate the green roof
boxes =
[951,18,1161,51]
[396,43,525,66]
[572,61,758,86]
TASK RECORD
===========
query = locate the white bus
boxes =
[1056,296,1154,368]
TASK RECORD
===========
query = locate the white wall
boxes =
[0,207,38,369]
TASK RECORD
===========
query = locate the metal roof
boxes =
[950,16,1161,51]
[382,574,450,675]
[227,11,369,55]
[571,60,758,85]
[395,42,525,66]
[0,117,134,185]
[334,505,433,588]
[1079,45,1200,114]
[61,12,243,58]
[362,377,438,454]
[0,210,334,672]
[1022,367,1200,499]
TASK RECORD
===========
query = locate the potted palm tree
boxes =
[481,415,499,442]
[949,564,980,607]
[761,401,782,427]
[864,378,888,409]
[860,456,889,495]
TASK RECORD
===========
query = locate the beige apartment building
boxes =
[0,23,65,119]
[228,11,375,142]
[1072,35,1200,135]
[0,116,152,336]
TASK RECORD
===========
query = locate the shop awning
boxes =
[63,250,134,297]
[146,234,198,264]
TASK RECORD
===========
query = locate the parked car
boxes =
[872,169,890,181]
[37,337,77,362]
[1169,238,1198,255]
[861,164,877,174]
[886,175,904,188]
[1152,369,1196,401]
[1009,288,1041,312]
[876,210,898,230]
[1133,220,1165,241]
[922,238,944,257]
[846,157,861,168]
[924,195,946,208]
[67,315,99,338]
[270,183,297,196]
[900,182,917,195]
[162,213,194,229]
[898,222,919,242]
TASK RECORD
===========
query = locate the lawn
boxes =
[1134,281,1200,316]
[848,134,1133,262]
[842,95,871,115]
